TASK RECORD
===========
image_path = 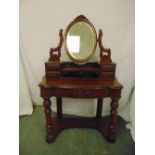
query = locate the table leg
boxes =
[56,97,62,118]
[43,97,53,143]
[107,97,119,142]
[96,98,103,118]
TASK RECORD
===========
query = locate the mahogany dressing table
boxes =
[39,15,123,143]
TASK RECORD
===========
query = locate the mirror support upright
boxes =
[49,29,64,63]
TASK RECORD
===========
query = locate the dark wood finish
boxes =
[96,98,103,118]
[44,116,110,143]
[39,77,122,143]
[49,29,64,63]
[107,97,119,142]
[46,62,116,79]
[39,15,123,144]
[98,30,112,64]
[43,97,53,143]
[56,97,62,118]
[73,15,89,21]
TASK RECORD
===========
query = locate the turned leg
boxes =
[43,97,53,143]
[96,98,103,118]
[56,97,62,118]
[107,97,119,143]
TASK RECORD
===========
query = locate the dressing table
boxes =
[39,15,123,143]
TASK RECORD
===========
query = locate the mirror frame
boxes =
[64,15,97,64]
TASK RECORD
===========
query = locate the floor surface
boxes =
[19,106,135,155]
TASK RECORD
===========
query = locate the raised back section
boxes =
[45,15,115,80]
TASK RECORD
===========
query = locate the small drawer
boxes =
[100,72,115,78]
[55,89,109,99]
[46,71,61,77]
[100,64,115,72]
[45,63,61,71]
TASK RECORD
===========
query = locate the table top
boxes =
[39,76,123,90]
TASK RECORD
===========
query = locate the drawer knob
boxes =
[72,92,77,96]
[86,91,91,96]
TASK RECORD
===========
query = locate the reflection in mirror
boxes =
[67,36,80,53]
[65,21,96,63]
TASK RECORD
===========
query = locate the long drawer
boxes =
[54,89,109,99]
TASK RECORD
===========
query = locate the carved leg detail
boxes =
[43,97,53,143]
[107,97,119,143]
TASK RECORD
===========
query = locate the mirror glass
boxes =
[65,21,96,63]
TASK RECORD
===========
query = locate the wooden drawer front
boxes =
[46,71,61,77]
[100,64,115,72]
[100,72,115,79]
[54,89,109,99]
[45,63,61,71]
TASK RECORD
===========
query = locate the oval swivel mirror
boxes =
[64,16,97,64]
